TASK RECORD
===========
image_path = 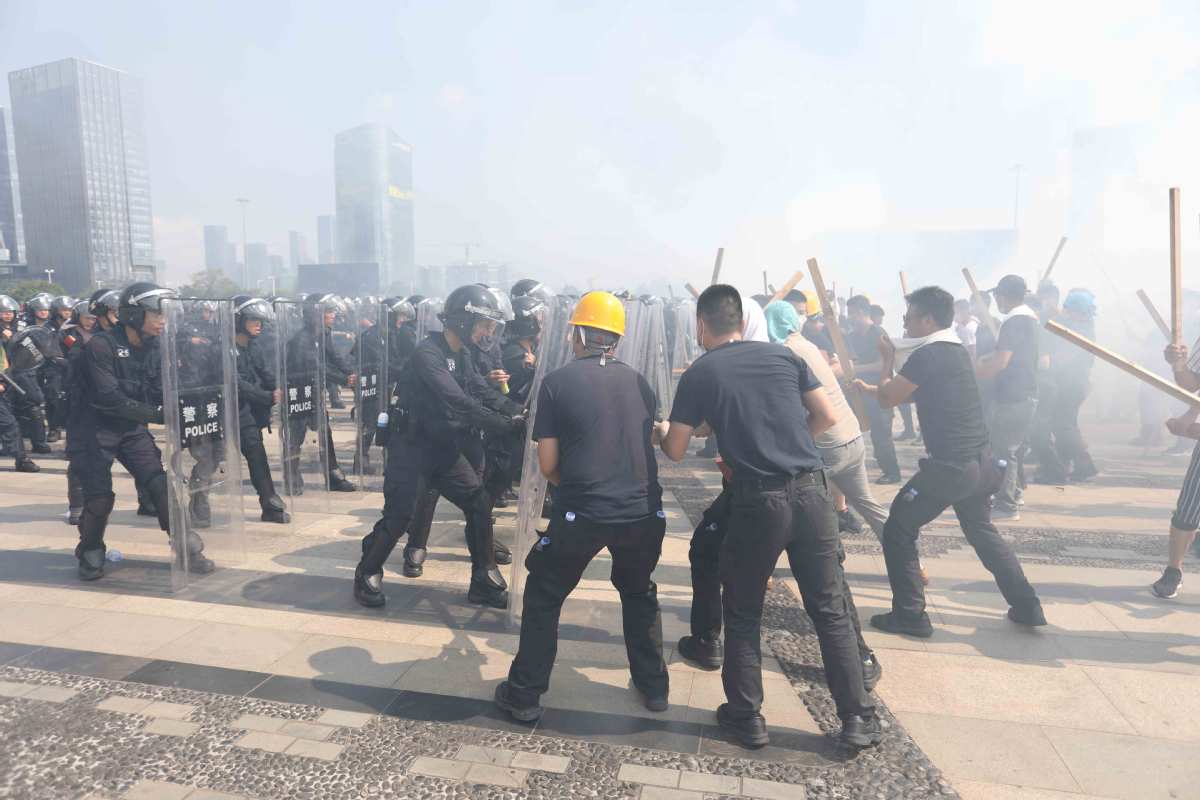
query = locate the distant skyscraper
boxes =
[317,214,337,263]
[287,230,309,271]
[268,253,284,277]
[8,58,154,290]
[204,225,231,274]
[0,108,24,264]
[245,243,269,288]
[334,124,414,291]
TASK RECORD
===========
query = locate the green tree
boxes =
[0,279,68,300]
[177,268,244,299]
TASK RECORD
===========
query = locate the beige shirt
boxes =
[783,332,861,448]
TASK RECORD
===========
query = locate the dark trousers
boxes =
[864,395,900,477]
[284,415,343,484]
[240,424,281,509]
[13,370,46,448]
[882,454,1040,620]
[723,473,873,721]
[689,488,871,660]
[899,402,916,435]
[361,434,496,576]
[1046,379,1094,476]
[0,394,25,460]
[69,426,170,552]
[507,512,668,706]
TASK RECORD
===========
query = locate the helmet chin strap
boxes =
[577,327,616,366]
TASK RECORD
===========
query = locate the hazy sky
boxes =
[2,0,1198,304]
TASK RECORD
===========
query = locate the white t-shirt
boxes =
[784,332,861,448]
[955,318,979,348]
[742,300,770,342]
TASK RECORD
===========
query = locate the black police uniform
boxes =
[670,340,875,728]
[500,352,669,714]
[59,322,96,516]
[66,323,185,577]
[357,330,523,606]
[0,339,33,469]
[11,329,50,453]
[236,334,288,521]
[350,318,387,471]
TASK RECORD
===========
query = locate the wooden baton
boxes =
[807,257,871,432]
[1136,289,1171,341]
[962,267,1000,338]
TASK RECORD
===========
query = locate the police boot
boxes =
[468,565,508,609]
[75,544,106,581]
[76,495,114,581]
[260,494,290,524]
[467,503,508,608]
[136,482,158,517]
[16,457,39,473]
[175,531,216,574]
[329,468,357,492]
[493,538,512,566]
[31,442,52,454]
[402,546,427,578]
[46,427,61,443]
[189,492,212,529]
[353,563,385,608]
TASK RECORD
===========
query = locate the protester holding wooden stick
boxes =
[846,296,901,484]
[1153,318,1200,598]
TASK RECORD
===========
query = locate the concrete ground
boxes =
[0,412,1197,799]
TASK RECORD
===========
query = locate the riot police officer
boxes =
[0,322,39,473]
[10,301,52,454]
[23,293,52,329]
[67,282,214,581]
[0,293,18,345]
[232,295,289,523]
[354,284,526,609]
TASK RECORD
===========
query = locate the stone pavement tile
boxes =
[1042,726,1200,800]
[1055,635,1200,676]
[921,620,1069,662]
[14,646,152,681]
[1089,598,1200,644]
[463,763,527,788]
[741,776,805,799]
[96,695,155,714]
[250,675,397,714]
[103,594,212,621]
[895,712,1079,792]
[123,660,268,696]
[266,634,434,688]
[147,621,308,673]
[234,731,295,753]
[0,680,34,698]
[143,717,200,737]
[393,649,511,700]
[456,744,515,766]
[410,755,471,780]
[509,751,571,773]
[953,779,1110,799]
[0,642,40,665]
[278,720,336,741]
[1082,665,1200,741]
[678,770,739,794]
[284,738,344,761]
[876,650,1135,733]
[685,672,821,734]
[0,602,98,645]
[230,713,287,733]
[124,780,193,800]
[52,611,202,658]
[315,708,374,728]
[187,791,249,800]
[24,685,78,703]
[142,700,197,720]
[638,788,703,800]
[548,664,693,722]
[618,763,681,787]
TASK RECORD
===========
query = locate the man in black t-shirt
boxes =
[855,286,1044,637]
[847,295,901,483]
[976,275,1039,518]
[659,285,880,750]
[496,291,670,723]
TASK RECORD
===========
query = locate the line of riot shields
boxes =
[506,295,679,626]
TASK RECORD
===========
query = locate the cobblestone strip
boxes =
[617,762,804,799]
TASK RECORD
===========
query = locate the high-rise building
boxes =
[287,230,309,271]
[334,124,414,291]
[7,58,155,291]
[316,214,336,263]
[244,243,269,288]
[0,108,24,265]
[203,225,231,274]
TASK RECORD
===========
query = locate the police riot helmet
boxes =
[384,296,415,326]
[9,325,62,371]
[50,295,74,317]
[0,294,18,314]
[72,299,94,323]
[25,293,52,313]
[89,288,121,318]
[405,294,426,307]
[510,279,555,304]
[233,294,273,335]
[441,284,505,341]
[509,295,546,339]
[302,292,345,327]
[118,282,177,330]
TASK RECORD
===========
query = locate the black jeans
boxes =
[864,395,900,477]
[723,472,873,721]
[689,487,871,662]
[0,393,25,459]
[881,454,1040,620]
[507,512,668,706]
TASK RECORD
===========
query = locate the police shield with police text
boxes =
[354,284,527,610]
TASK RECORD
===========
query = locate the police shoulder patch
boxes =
[116,346,130,358]
[446,358,456,372]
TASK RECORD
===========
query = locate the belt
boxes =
[730,469,823,492]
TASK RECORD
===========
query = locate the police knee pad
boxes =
[83,493,116,517]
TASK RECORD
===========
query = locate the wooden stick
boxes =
[710,247,724,286]
[684,282,700,300]
[1170,188,1183,345]
[899,271,910,297]
[762,270,769,295]
[807,258,871,432]
[1136,289,1171,341]
[767,284,776,295]
[962,267,1000,337]
[1045,320,1200,407]
[769,270,805,304]
[1041,236,1068,284]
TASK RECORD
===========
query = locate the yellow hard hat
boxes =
[569,291,625,337]
[805,294,821,316]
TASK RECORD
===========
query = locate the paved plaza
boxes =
[1,416,1198,800]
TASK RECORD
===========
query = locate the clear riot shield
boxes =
[671,300,699,370]
[507,296,575,627]
[415,297,443,342]
[351,299,388,489]
[160,298,246,590]
[644,301,675,417]
[274,300,331,521]
[323,298,359,487]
